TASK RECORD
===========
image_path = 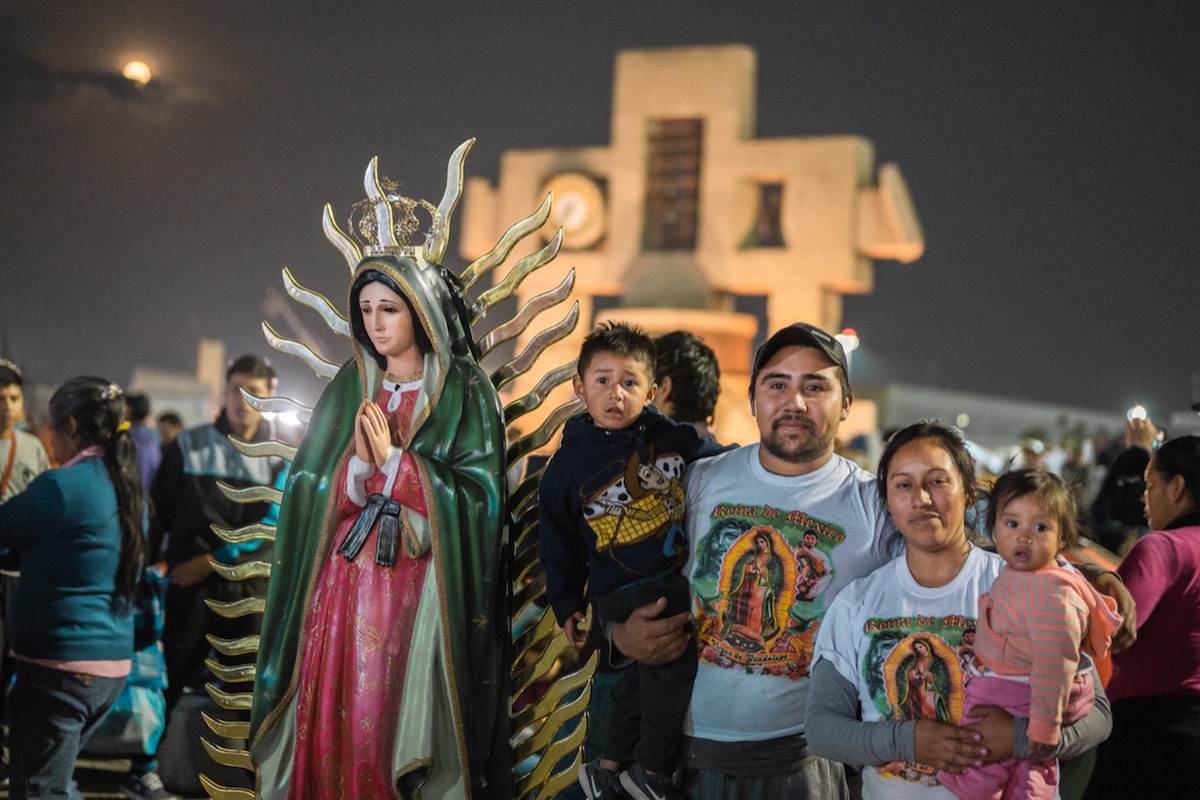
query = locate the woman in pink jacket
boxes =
[1087,435,1200,799]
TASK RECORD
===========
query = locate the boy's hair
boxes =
[226,354,277,386]
[987,468,1081,551]
[125,392,151,423]
[654,331,720,424]
[0,359,23,388]
[157,410,183,428]
[577,321,656,378]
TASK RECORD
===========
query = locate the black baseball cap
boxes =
[751,322,850,391]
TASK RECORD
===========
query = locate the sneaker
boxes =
[619,762,679,800]
[121,771,179,800]
[578,759,629,800]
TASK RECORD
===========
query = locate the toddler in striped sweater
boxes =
[941,469,1122,800]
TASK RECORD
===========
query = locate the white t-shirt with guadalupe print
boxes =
[683,445,900,742]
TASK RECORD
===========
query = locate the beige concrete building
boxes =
[461,44,924,444]
[130,338,227,427]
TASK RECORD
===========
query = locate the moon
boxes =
[122,60,152,85]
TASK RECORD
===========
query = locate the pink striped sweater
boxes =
[975,560,1122,745]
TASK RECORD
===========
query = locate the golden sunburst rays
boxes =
[233,142,590,799]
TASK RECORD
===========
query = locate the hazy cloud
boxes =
[1,50,166,105]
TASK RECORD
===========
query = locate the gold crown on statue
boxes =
[348,175,441,257]
[324,143,471,268]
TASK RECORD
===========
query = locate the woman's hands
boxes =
[355,399,393,469]
[963,704,1016,763]
[913,719,987,774]
[914,704,1019,773]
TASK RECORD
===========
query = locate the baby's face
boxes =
[993,494,1061,571]
[573,352,656,431]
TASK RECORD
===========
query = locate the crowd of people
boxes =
[0,309,1196,800]
[0,356,282,800]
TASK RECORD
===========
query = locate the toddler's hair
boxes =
[987,468,1081,551]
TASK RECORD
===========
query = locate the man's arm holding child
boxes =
[609,597,692,665]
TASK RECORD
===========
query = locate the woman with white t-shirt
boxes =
[806,421,1113,800]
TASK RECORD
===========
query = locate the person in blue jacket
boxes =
[0,376,147,798]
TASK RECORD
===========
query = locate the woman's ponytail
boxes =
[49,377,147,603]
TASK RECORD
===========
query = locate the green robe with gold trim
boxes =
[250,255,510,799]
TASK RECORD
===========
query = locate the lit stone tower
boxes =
[460,43,923,443]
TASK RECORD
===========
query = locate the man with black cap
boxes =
[610,322,900,800]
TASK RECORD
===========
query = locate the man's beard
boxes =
[761,414,834,465]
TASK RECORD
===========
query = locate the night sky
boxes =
[2,2,1197,423]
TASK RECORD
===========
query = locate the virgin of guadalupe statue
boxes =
[249,146,509,799]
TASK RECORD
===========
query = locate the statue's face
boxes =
[359,281,418,363]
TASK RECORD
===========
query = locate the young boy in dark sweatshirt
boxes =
[538,321,722,800]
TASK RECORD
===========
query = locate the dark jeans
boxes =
[594,573,697,775]
[8,661,126,799]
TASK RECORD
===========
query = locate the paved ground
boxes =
[2,756,128,799]
[0,755,206,800]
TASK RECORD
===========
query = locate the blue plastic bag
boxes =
[84,681,167,756]
[83,565,169,756]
